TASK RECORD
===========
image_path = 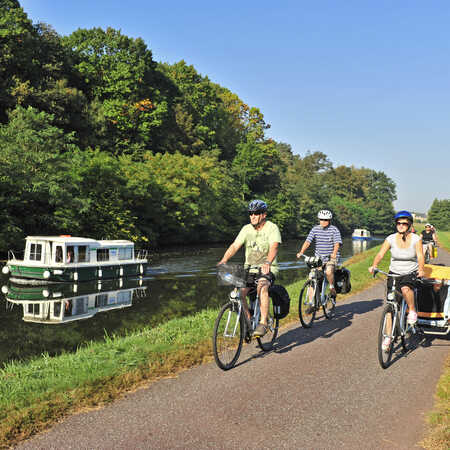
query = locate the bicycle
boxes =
[372,269,419,369]
[212,264,280,371]
[422,241,437,264]
[298,255,336,328]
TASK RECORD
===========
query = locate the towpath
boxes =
[17,251,450,449]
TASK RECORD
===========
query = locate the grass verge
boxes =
[0,242,445,448]
[421,230,450,450]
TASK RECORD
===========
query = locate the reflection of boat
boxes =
[352,229,372,240]
[1,278,147,324]
[352,239,368,254]
[2,235,148,283]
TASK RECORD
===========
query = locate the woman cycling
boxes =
[368,211,425,341]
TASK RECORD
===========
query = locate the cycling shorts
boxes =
[387,272,416,291]
[246,271,275,287]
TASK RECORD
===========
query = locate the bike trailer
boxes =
[335,267,351,294]
[269,284,290,319]
[416,264,450,334]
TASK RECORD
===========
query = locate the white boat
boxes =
[2,235,148,283]
[351,229,372,240]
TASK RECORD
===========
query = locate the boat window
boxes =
[27,303,40,315]
[55,246,63,263]
[119,247,133,260]
[97,248,109,262]
[54,302,62,317]
[29,243,42,261]
[95,294,108,307]
[67,246,75,263]
[78,246,89,262]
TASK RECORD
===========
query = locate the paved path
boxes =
[17,251,450,449]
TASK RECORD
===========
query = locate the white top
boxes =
[386,233,421,274]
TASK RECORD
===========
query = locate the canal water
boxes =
[0,238,381,367]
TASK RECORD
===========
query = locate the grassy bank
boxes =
[421,230,450,450]
[0,242,445,448]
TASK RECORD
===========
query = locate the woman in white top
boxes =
[369,211,425,348]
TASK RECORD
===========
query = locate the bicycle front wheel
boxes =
[212,302,244,370]
[257,305,279,351]
[299,280,316,328]
[378,304,395,369]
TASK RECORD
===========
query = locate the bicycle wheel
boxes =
[257,304,279,351]
[299,280,316,328]
[424,247,430,264]
[212,302,244,370]
[321,282,336,319]
[378,304,395,369]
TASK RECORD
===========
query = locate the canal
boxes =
[0,238,380,367]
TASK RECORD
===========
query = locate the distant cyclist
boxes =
[217,200,282,338]
[296,209,342,297]
[420,223,439,260]
[368,210,425,332]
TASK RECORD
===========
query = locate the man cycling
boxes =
[218,200,282,338]
[296,209,342,297]
[420,223,439,261]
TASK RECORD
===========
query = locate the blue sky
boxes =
[20,0,449,214]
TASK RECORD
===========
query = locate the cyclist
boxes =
[296,209,342,297]
[217,199,282,337]
[421,223,439,260]
[368,210,425,348]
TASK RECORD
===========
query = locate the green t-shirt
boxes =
[234,220,282,274]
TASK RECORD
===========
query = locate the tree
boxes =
[428,199,450,231]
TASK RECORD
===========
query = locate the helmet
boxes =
[248,199,267,214]
[394,210,413,222]
[425,223,432,227]
[317,209,333,220]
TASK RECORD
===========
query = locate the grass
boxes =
[420,230,450,450]
[0,241,445,448]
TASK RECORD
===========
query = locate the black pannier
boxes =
[335,267,351,294]
[269,284,291,319]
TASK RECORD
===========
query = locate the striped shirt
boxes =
[306,224,342,262]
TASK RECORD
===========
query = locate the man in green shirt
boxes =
[218,200,282,337]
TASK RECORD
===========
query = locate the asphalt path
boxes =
[17,250,450,449]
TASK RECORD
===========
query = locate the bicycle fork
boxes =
[223,289,242,338]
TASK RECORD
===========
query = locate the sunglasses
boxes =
[396,222,410,226]
[249,211,262,216]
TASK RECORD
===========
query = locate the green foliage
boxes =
[428,199,450,231]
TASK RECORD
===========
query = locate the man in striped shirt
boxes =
[296,209,342,297]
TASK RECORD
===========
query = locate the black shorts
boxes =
[387,272,416,291]
[246,271,275,288]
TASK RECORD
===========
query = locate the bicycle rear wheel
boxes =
[321,282,336,319]
[257,305,279,351]
[212,302,244,370]
[299,280,316,328]
[378,304,395,369]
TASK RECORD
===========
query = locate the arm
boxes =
[218,241,242,265]
[262,242,279,274]
[331,242,340,260]
[368,240,391,273]
[296,240,311,258]
[415,240,425,277]
[433,232,439,246]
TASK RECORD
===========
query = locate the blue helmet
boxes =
[394,210,413,223]
[248,199,267,214]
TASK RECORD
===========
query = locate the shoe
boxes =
[407,311,418,325]
[382,336,391,352]
[253,323,268,338]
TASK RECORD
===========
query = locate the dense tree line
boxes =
[0,0,397,251]
[428,199,450,231]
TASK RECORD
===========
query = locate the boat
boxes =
[2,235,148,283]
[2,278,147,324]
[351,229,372,240]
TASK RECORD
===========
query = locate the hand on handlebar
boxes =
[296,252,303,259]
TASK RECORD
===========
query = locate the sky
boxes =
[19,0,450,214]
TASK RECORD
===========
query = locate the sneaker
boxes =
[382,336,391,352]
[253,323,268,338]
[407,311,418,325]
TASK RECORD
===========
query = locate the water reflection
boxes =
[352,239,368,254]
[3,278,147,324]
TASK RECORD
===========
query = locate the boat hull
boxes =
[351,236,372,241]
[7,262,146,283]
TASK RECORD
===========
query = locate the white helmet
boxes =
[318,209,333,220]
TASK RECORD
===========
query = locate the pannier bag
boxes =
[269,284,291,319]
[335,267,351,294]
